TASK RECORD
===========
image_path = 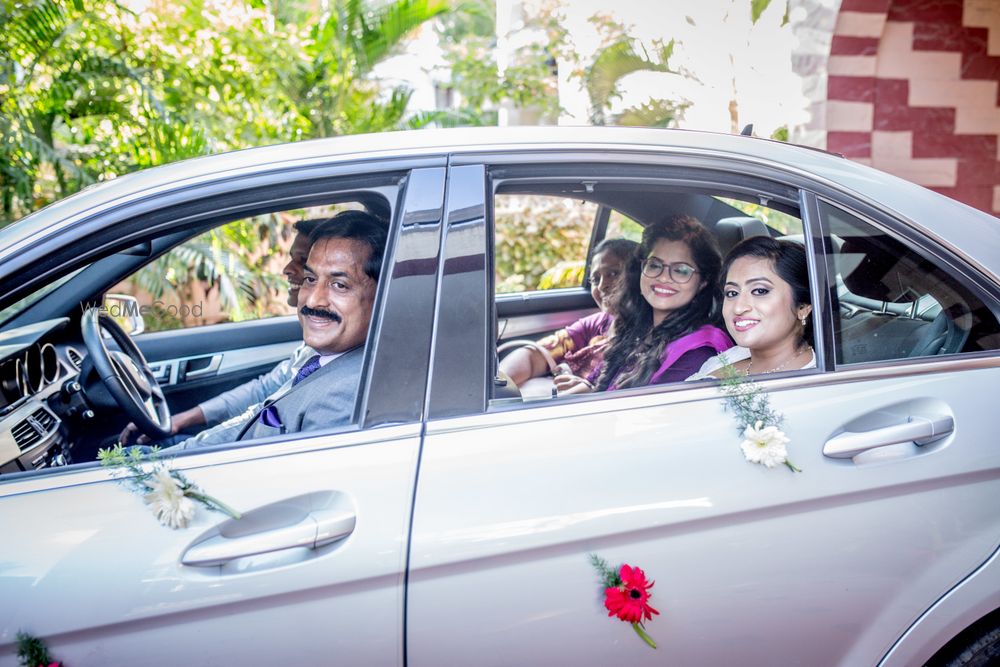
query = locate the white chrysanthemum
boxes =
[739,421,790,469]
[143,467,196,529]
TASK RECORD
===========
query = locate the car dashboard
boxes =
[0,318,87,474]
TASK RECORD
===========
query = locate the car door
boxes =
[0,161,447,665]
[406,155,1000,666]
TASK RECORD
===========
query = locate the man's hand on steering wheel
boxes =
[119,406,206,446]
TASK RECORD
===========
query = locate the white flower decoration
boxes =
[739,420,791,469]
[143,467,196,529]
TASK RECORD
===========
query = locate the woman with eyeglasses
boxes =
[593,215,733,391]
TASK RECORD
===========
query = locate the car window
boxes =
[820,200,1000,364]
[112,204,366,333]
[0,266,87,327]
[492,179,808,404]
[0,176,405,479]
[715,196,803,236]
[494,194,597,293]
[606,209,643,243]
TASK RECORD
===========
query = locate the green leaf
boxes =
[751,0,773,24]
[16,630,55,667]
[585,38,677,125]
[589,553,622,588]
[357,0,449,72]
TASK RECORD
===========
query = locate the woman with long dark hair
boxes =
[595,215,732,390]
[688,236,814,379]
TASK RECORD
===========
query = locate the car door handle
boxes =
[181,354,222,380]
[823,414,954,459]
[181,509,356,567]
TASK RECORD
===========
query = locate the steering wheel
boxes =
[81,307,172,440]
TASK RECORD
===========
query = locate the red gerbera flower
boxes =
[603,564,659,623]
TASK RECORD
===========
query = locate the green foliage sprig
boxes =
[589,553,622,589]
[98,443,241,528]
[718,358,783,434]
[16,630,60,667]
[718,355,801,472]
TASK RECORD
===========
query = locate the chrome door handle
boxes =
[181,509,356,567]
[182,354,222,380]
[823,414,954,459]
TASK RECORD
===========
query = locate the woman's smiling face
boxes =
[639,238,703,326]
[589,250,627,313]
[722,256,811,353]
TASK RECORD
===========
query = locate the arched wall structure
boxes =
[793,0,1000,217]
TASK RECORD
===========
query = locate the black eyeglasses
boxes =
[641,258,699,283]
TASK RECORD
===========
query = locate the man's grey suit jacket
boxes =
[174,346,364,449]
[242,346,364,440]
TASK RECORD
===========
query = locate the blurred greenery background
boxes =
[1,0,782,329]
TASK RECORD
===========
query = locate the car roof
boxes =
[6,126,999,277]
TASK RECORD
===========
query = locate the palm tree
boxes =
[583,37,687,127]
[291,0,449,137]
[0,0,209,223]
[582,0,785,131]
[2,0,448,327]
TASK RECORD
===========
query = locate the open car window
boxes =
[111,204,368,333]
[490,167,808,405]
[0,173,411,478]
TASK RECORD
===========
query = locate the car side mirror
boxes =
[103,294,145,336]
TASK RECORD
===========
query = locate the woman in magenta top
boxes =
[595,214,732,390]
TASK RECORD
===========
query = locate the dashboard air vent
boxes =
[11,408,58,452]
[12,419,41,451]
[66,347,83,371]
[31,408,57,432]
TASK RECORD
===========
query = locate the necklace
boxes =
[745,346,812,376]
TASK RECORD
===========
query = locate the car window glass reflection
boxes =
[820,202,1000,364]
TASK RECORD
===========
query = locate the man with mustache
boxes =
[170,210,386,448]
[119,218,322,446]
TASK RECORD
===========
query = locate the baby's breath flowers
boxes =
[98,444,241,529]
[719,357,801,473]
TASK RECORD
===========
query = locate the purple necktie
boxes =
[292,355,322,386]
[258,355,322,428]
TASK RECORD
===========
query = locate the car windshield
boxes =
[0,266,87,327]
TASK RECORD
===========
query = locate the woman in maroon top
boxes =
[500,238,638,392]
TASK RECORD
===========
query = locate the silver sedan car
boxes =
[1,127,998,666]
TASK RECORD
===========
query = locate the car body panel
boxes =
[409,363,1000,666]
[881,541,1000,666]
[0,424,419,665]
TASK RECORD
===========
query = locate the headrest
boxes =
[715,217,770,257]
[838,236,914,303]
